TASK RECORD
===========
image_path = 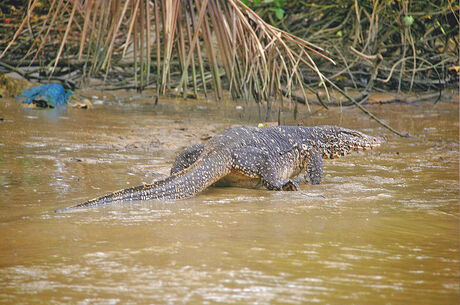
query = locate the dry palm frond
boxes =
[1,0,333,105]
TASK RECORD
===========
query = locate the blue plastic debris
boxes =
[16,83,72,108]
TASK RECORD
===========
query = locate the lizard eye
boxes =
[301,144,308,150]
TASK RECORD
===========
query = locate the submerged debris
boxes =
[16,83,92,109]
[17,84,72,108]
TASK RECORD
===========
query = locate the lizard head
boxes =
[316,126,384,159]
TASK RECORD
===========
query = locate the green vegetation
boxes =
[0,0,333,105]
[0,0,458,136]
[1,0,457,95]
[246,0,458,92]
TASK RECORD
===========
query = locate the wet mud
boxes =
[0,91,458,304]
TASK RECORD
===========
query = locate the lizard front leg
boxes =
[231,147,301,191]
[305,148,323,185]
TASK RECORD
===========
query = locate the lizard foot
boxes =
[281,180,300,191]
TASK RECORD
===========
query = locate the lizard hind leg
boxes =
[171,144,205,175]
[231,147,300,191]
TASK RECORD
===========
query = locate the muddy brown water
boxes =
[0,92,458,304]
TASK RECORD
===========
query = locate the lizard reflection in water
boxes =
[56,125,383,212]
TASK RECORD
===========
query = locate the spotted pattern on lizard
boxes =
[56,125,383,212]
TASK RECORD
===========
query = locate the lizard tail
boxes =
[55,153,231,213]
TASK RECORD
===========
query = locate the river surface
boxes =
[0,92,458,304]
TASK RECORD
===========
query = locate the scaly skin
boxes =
[55,125,383,212]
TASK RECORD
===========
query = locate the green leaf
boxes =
[402,15,414,28]
[436,20,446,35]
[270,7,285,20]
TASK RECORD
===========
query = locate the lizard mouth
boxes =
[361,136,384,150]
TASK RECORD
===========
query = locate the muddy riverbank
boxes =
[0,92,458,304]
